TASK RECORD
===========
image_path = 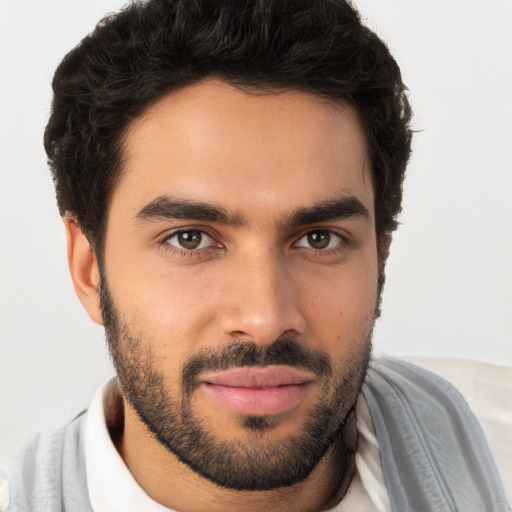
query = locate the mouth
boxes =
[199,365,315,416]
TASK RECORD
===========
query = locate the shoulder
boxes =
[1,411,88,512]
[362,356,510,511]
[363,355,483,432]
[365,355,512,455]
[363,355,502,461]
[367,355,464,390]
[362,356,485,449]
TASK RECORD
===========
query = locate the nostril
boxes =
[230,330,249,338]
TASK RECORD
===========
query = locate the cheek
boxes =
[105,253,222,372]
[305,275,377,324]
[298,258,378,350]
[114,287,213,390]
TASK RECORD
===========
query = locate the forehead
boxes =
[113,80,373,224]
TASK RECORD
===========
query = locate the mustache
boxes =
[182,338,332,394]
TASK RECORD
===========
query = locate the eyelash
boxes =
[158,228,350,259]
[160,229,220,258]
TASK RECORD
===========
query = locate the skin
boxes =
[67,80,381,511]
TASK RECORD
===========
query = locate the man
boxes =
[1,0,509,510]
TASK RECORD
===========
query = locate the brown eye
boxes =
[297,230,343,250]
[166,230,212,250]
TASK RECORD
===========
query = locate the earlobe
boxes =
[65,216,104,326]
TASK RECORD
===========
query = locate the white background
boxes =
[1,0,511,460]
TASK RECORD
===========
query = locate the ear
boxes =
[65,216,104,326]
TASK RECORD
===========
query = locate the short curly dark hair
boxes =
[44,0,412,255]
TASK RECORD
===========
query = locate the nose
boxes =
[219,249,306,345]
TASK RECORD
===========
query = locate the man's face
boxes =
[100,81,379,490]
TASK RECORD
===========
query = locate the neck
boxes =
[113,391,357,512]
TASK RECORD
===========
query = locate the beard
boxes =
[100,278,373,491]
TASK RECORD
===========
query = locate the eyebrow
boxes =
[135,194,369,228]
[283,196,370,228]
[135,196,247,226]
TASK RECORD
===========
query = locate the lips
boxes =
[200,366,314,416]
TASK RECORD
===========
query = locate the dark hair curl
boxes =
[44,0,412,255]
